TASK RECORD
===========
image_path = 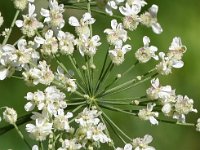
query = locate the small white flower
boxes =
[119,3,141,30]
[135,36,158,63]
[69,12,95,38]
[109,43,131,65]
[32,145,38,150]
[140,4,163,34]
[57,31,75,55]
[3,107,17,124]
[16,3,43,37]
[132,134,155,150]
[104,19,128,45]
[35,30,58,55]
[57,139,82,150]
[40,0,65,29]
[138,103,159,125]
[26,119,53,141]
[75,35,101,57]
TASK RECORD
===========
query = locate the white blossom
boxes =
[3,107,17,124]
[16,3,43,37]
[57,139,82,150]
[138,103,159,125]
[40,0,65,29]
[104,19,128,45]
[135,36,158,63]
[109,43,131,65]
[26,119,53,141]
[57,31,75,55]
[132,134,155,150]
[119,3,141,30]
[140,4,163,34]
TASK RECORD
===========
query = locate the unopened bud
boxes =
[117,74,122,78]
[82,65,87,70]
[90,64,96,69]
[3,107,17,124]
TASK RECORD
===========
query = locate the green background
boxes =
[0,0,200,149]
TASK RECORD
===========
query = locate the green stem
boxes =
[13,123,32,149]
[39,141,44,150]
[2,10,20,45]
[101,95,147,101]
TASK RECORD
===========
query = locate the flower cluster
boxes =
[0,0,199,150]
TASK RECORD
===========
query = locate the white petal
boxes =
[105,5,113,16]
[108,1,117,9]
[172,60,184,68]
[17,39,27,50]
[162,103,171,114]
[122,44,132,53]
[66,112,73,118]
[2,44,15,52]
[34,36,45,44]
[83,12,92,22]
[143,36,150,46]
[152,23,163,34]
[28,3,35,16]
[57,30,65,40]
[149,4,158,17]
[68,16,80,26]
[40,8,50,17]
[16,20,24,28]
[45,30,53,39]
[143,134,153,144]
[32,145,39,150]
[111,19,118,30]
[149,116,158,125]
[24,102,35,111]
[0,67,8,80]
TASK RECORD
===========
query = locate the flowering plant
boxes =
[0,0,199,149]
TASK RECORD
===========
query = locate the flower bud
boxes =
[3,107,17,124]
[14,0,28,10]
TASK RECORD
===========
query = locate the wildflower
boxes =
[75,35,101,57]
[34,30,58,56]
[104,19,128,45]
[53,109,73,131]
[26,119,53,141]
[109,42,132,65]
[132,134,155,150]
[0,12,4,27]
[138,103,159,125]
[3,107,17,124]
[57,31,75,55]
[57,139,82,150]
[173,95,197,123]
[69,12,95,38]
[23,60,54,85]
[140,4,163,34]
[119,3,141,30]
[135,36,158,63]
[40,0,65,29]
[16,3,43,37]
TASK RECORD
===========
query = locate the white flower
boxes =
[57,31,75,55]
[14,0,29,10]
[75,107,101,127]
[104,19,128,45]
[32,145,38,150]
[127,0,147,8]
[53,109,73,131]
[3,107,17,124]
[138,103,159,125]
[135,36,158,63]
[40,0,65,29]
[69,12,95,38]
[109,43,132,65]
[26,119,53,141]
[0,12,4,27]
[105,0,124,16]
[140,4,163,34]
[132,134,155,150]
[156,52,184,75]
[16,3,43,37]
[173,95,197,123]
[86,123,111,143]
[146,78,175,100]
[23,60,54,85]
[35,30,58,55]
[57,139,82,150]
[116,143,133,150]
[119,3,141,30]
[196,118,200,132]
[75,35,101,57]
[168,37,187,60]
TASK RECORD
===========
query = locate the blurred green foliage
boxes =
[0,0,200,149]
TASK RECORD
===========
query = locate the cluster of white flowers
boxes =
[146,78,197,123]
[116,134,155,150]
[0,0,199,149]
